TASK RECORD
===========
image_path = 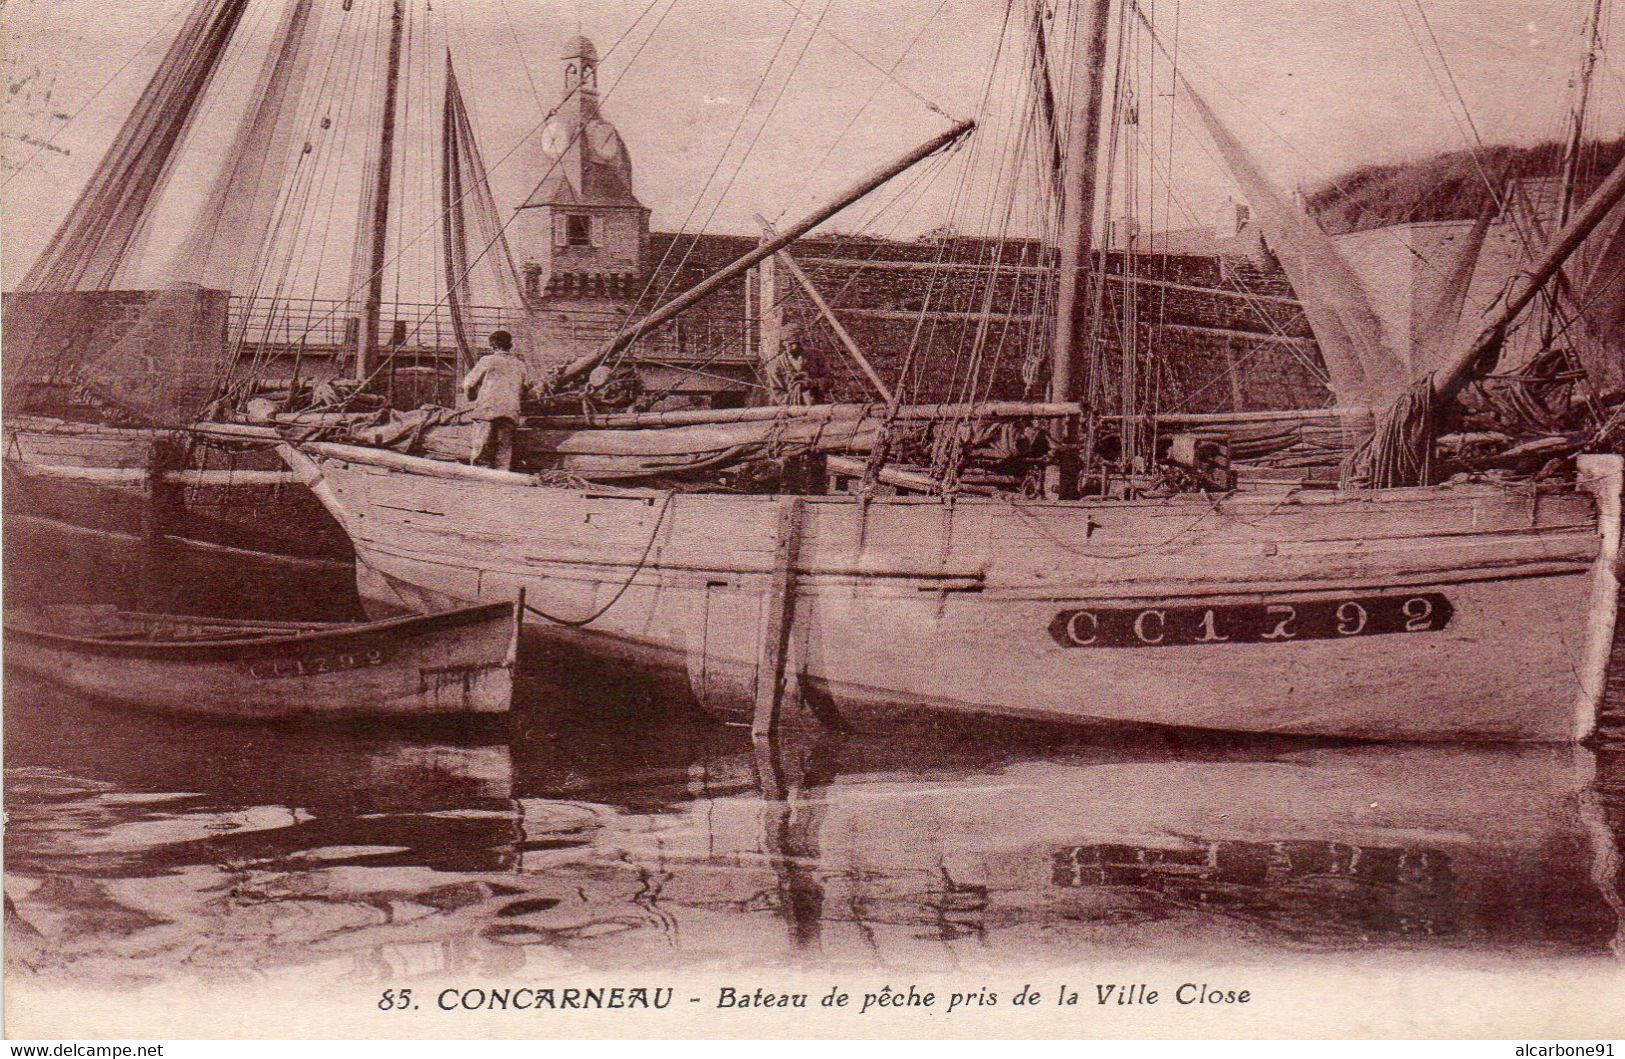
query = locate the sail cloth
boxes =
[318,409,892,480]
[7,0,320,426]
[1169,73,1407,408]
[1026,0,1064,206]
[1411,204,1495,375]
[19,0,252,293]
[166,0,317,291]
[442,55,525,378]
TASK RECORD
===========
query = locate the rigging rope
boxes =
[521,492,674,627]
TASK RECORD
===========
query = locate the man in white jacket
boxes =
[462,330,527,470]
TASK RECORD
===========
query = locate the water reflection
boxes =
[6,672,1624,988]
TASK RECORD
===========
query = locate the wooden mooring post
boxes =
[752,496,805,738]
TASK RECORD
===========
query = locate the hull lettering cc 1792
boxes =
[1048,593,1453,649]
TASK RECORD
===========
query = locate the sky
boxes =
[3,0,1622,292]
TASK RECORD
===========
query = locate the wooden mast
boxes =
[1558,0,1606,231]
[1046,0,1113,497]
[355,0,406,382]
[1540,0,1607,350]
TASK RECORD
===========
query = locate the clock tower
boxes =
[513,36,651,369]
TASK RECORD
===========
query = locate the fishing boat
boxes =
[2,601,522,719]
[1,416,358,618]
[1,0,1338,616]
[277,439,1621,741]
[266,0,1624,743]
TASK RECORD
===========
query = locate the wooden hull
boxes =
[2,603,521,719]
[281,441,1624,742]
[3,416,358,618]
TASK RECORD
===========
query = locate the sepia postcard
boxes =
[3,0,1624,1041]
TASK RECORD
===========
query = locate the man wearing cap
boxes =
[462,330,527,470]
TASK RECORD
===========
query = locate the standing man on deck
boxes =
[463,329,527,470]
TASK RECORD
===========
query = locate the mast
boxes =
[355,0,406,382]
[1557,0,1606,231]
[1047,0,1113,408]
[1540,0,1605,350]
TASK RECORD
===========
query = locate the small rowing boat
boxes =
[2,601,521,719]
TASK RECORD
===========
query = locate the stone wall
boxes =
[4,286,230,423]
[640,232,1331,412]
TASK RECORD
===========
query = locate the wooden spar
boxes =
[521,399,1085,429]
[1434,155,1625,399]
[823,453,998,494]
[354,0,405,382]
[556,119,976,385]
[1047,0,1113,409]
[776,248,894,402]
[757,227,782,366]
[752,211,891,400]
[752,496,805,737]
[1558,0,1606,232]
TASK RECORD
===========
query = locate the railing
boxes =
[226,296,754,363]
[227,296,525,355]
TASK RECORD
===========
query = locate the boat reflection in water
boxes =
[5,675,1623,986]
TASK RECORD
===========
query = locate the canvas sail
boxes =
[1172,72,1406,408]
[166,0,318,292]
[1411,205,1496,375]
[441,55,525,378]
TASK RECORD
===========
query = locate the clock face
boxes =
[586,121,621,161]
[540,121,570,158]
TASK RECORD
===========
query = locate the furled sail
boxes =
[1173,73,1407,408]
[1026,0,1064,204]
[441,54,525,377]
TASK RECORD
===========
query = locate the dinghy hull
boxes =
[3,602,521,719]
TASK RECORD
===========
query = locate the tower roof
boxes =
[522,35,641,210]
[562,35,598,63]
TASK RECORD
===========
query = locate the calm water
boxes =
[6,668,1625,988]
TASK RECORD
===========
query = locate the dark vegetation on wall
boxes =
[1306,137,1624,235]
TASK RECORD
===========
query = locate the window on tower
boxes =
[566,214,593,247]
